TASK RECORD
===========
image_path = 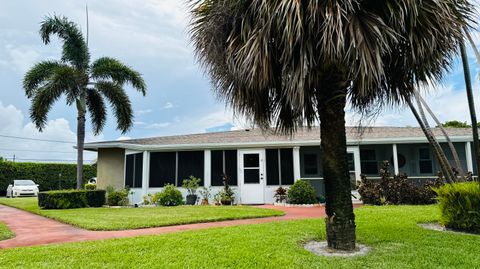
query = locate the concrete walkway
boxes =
[0,204,329,249]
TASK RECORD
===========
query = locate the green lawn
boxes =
[0,197,283,230]
[0,205,478,268]
[0,221,14,241]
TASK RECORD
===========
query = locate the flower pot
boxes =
[201,199,209,205]
[186,194,197,205]
[221,200,232,205]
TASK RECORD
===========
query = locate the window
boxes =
[125,153,143,188]
[150,151,205,187]
[304,154,318,175]
[360,149,378,175]
[149,152,176,187]
[419,148,433,174]
[211,150,238,186]
[177,151,204,186]
[347,153,355,171]
[266,148,294,185]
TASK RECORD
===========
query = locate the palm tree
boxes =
[189,0,473,250]
[24,15,146,189]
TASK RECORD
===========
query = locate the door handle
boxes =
[260,173,264,180]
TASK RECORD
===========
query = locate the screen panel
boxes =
[149,152,176,187]
[280,148,294,185]
[266,149,279,185]
[134,153,143,188]
[224,150,238,185]
[177,151,204,186]
[125,154,134,188]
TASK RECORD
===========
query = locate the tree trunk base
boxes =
[326,217,356,250]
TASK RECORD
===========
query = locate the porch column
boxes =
[352,146,361,182]
[204,150,211,187]
[293,146,301,181]
[141,151,149,197]
[392,144,399,175]
[466,142,473,173]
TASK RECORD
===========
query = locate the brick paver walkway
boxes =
[0,204,330,249]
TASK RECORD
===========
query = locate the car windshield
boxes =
[14,180,36,186]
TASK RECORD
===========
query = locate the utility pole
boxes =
[13,154,15,163]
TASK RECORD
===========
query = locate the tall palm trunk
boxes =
[418,95,464,177]
[317,76,356,251]
[414,93,456,182]
[76,96,86,189]
[408,99,454,183]
[460,39,480,181]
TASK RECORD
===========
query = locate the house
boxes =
[84,127,478,204]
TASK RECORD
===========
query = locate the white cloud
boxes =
[0,44,41,74]
[162,102,174,109]
[135,109,153,116]
[116,136,131,141]
[0,101,97,163]
[145,122,171,129]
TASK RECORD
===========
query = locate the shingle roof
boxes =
[84,127,474,150]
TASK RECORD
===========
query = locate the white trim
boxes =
[348,146,361,182]
[466,142,473,172]
[204,150,211,187]
[84,135,474,151]
[392,144,399,175]
[293,147,301,181]
[141,151,149,197]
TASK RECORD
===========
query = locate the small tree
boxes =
[24,16,146,189]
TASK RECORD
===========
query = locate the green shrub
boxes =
[0,160,96,195]
[435,182,480,233]
[358,161,443,205]
[38,189,106,209]
[84,183,96,190]
[154,184,184,206]
[287,180,318,204]
[85,190,106,207]
[106,188,130,206]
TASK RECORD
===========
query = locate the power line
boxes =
[0,134,75,144]
[0,148,77,154]
[4,157,95,162]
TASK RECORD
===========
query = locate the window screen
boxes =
[211,150,237,186]
[266,149,279,185]
[280,148,294,185]
[266,148,294,185]
[125,153,143,188]
[125,154,134,188]
[419,148,433,174]
[360,149,378,175]
[149,152,176,187]
[177,151,204,186]
[304,154,318,175]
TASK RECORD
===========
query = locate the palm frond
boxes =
[189,0,474,133]
[91,57,146,95]
[23,60,65,98]
[29,85,65,131]
[95,81,133,133]
[40,15,90,69]
[86,89,107,135]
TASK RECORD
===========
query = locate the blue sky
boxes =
[0,0,479,163]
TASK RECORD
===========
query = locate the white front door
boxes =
[239,149,265,204]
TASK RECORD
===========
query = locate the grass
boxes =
[0,197,283,230]
[0,222,14,241]
[0,205,478,268]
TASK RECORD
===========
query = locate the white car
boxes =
[7,180,39,198]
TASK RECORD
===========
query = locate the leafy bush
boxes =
[218,174,235,205]
[143,193,154,205]
[106,187,130,206]
[358,161,443,205]
[274,186,288,203]
[435,182,480,233]
[84,183,96,190]
[38,189,106,209]
[182,176,201,196]
[287,180,317,204]
[154,184,184,206]
[0,160,96,195]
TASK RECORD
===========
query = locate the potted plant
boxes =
[219,174,235,205]
[274,186,288,204]
[182,176,201,205]
[198,186,211,205]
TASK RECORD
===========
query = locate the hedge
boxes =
[0,161,96,195]
[38,190,106,209]
[435,182,480,233]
